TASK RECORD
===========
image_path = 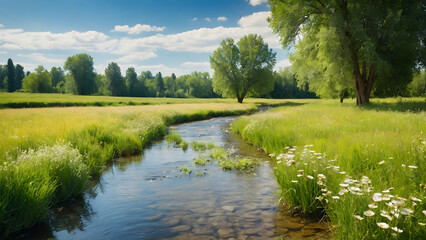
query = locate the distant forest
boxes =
[0,54,315,99]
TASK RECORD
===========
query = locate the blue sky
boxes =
[0,0,291,76]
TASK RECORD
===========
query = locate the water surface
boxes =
[19,117,329,240]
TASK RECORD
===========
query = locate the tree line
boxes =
[0,54,317,99]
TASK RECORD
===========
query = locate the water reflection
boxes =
[18,116,329,239]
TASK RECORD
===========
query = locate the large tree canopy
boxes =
[64,53,96,95]
[210,34,276,103]
[105,62,124,96]
[269,0,424,105]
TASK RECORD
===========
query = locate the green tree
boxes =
[105,62,124,96]
[15,64,25,90]
[408,70,426,96]
[64,53,96,95]
[7,58,16,92]
[270,68,317,99]
[50,67,65,87]
[269,0,424,105]
[125,67,138,97]
[155,72,165,97]
[22,66,53,93]
[187,72,215,98]
[210,34,276,103]
[0,65,7,90]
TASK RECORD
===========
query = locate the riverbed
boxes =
[18,116,329,240]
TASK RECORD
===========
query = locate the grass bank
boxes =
[0,102,260,237]
[231,98,425,239]
[0,92,290,108]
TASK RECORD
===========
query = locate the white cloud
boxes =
[0,24,4,28]
[217,16,228,22]
[0,28,115,52]
[111,24,165,35]
[274,58,292,71]
[181,61,210,67]
[204,18,211,22]
[113,51,157,63]
[0,51,6,54]
[192,17,198,21]
[249,0,268,6]
[17,53,63,64]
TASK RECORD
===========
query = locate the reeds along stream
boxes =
[17,117,329,240]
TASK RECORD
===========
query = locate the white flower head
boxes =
[364,210,375,217]
[307,175,314,180]
[373,193,383,202]
[391,227,403,233]
[353,215,364,221]
[377,222,389,229]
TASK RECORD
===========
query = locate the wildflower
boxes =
[317,181,325,186]
[321,188,328,192]
[339,189,348,195]
[316,196,324,201]
[297,169,304,174]
[353,215,364,221]
[364,210,375,217]
[297,174,303,177]
[401,208,413,215]
[291,180,298,183]
[269,153,276,157]
[381,213,393,221]
[419,222,426,226]
[276,156,282,160]
[317,173,326,179]
[408,165,418,169]
[277,161,282,164]
[373,193,383,202]
[423,210,426,216]
[369,204,378,209]
[378,160,385,165]
[307,175,314,180]
[401,164,406,167]
[332,196,340,199]
[287,160,295,165]
[304,144,313,148]
[391,227,403,233]
[382,189,390,193]
[377,222,389,229]
[340,183,349,187]
[410,196,422,202]
[339,171,346,174]
[389,157,394,160]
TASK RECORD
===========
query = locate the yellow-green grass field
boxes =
[0,96,289,237]
[0,92,291,108]
[231,98,425,239]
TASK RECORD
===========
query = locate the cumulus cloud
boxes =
[192,17,198,21]
[17,53,63,64]
[0,28,115,52]
[111,24,165,34]
[274,58,292,71]
[113,51,157,63]
[248,0,268,6]
[0,24,4,28]
[0,11,281,75]
[217,16,228,21]
[204,17,211,22]
[181,61,210,67]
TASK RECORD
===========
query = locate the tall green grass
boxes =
[0,102,257,237]
[231,98,425,239]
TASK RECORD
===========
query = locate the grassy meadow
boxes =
[0,94,291,237]
[0,92,289,108]
[231,98,425,239]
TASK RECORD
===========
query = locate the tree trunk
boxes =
[349,43,375,105]
[237,89,248,103]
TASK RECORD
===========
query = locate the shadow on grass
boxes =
[361,100,426,113]
[256,101,306,109]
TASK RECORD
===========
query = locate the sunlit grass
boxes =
[0,92,293,108]
[231,98,425,239]
[0,102,258,237]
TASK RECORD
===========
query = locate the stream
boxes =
[17,116,329,240]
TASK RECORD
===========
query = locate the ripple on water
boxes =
[17,117,329,240]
